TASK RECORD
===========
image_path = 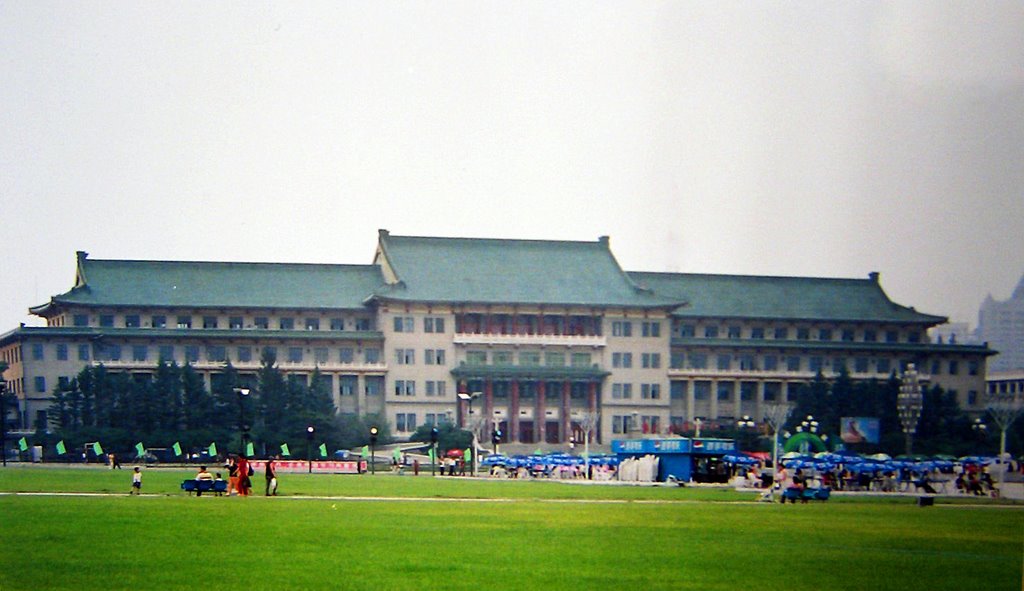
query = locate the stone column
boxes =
[537,380,546,443]
[562,381,571,443]
[510,380,520,443]
[356,374,367,417]
[484,379,494,440]
[686,380,695,422]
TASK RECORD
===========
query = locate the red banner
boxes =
[250,460,364,474]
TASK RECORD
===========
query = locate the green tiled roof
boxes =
[629,271,946,324]
[374,232,680,308]
[33,253,385,313]
[670,337,994,356]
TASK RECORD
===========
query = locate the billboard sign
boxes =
[840,417,880,444]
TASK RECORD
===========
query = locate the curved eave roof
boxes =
[629,271,946,325]
[32,257,385,315]
[0,326,384,346]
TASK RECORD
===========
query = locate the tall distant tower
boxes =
[977,273,1024,372]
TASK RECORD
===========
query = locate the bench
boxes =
[781,487,831,503]
[181,480,227,496]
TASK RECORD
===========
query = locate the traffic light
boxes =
[430,427,439,444]
[492,429,503,445]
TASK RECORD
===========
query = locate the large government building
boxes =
[1,230,994,444]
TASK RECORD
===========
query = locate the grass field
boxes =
[1,466,1021,591]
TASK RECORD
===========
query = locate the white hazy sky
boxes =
[2,2,1023,332]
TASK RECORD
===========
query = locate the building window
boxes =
[571,353,592,367]
[796,328,809,340]
[612,383,633,399]
[202,316,218,329]
[99,315,114,327]
[967,390,978,406]
[908,331,921,344]
[395,349,415,365]
[727,326,741,339]
[612,321,633,337]
[78,344,90,361]
[641,353,661,369]
[641,321,661,338]
[339,376,357,396]
[612,352,633,369]
[262,346,278,360]
[679,324,695,338]
[466,351,487,365]
[159,345,174,361]
[254,317,269,330]
[740,382,756,401]
[185,346,199,362]
[361,348,378,364]
[751,327,765,340]
[493,351,512,365]
[393,316,414,333]
[151,315,167,329]
[786,356,801,372]
[739,355,756,371]
[305,318,320,331]
[704,326,719,338]
[670,351,685,369]
[32,343,44,360]
[774,327,789,340]
[280,318,295,330]
[693,381,711,400]
[717,354,731,370]
[395,380,415,396]
[133,346,148,362]
[395,413,417,432]
[424,317,445,333]
[424,349,446,365]
[818,329,832,341]
[288,347,303,363]
[73,314,89,327]
[854,357,869,374]
[717,382,733,401]
[670,381,685,400]
[520,351,541,366]
[877,358,891,374]
[230,317,244,329]
[425,381,446,397]
[763,355,777,371]
[809,357,824,373]
[545,352,565,367]
[864,330,877,342]
[612,415,628,434]
[885,330,898,343]
[125,315,141,328]
[641,384,661,399]
[948,360,959,375]
[833,357,847,372]
[968,361,979,376]
[56,343,68,361]
[35,376,46,393]
[339,348,354,363]
[841,329,855,342]
[689,353,707,370]
[237,347,252,363]
[203,346,224,362]
[315,348,328,364]
[354,318,372,331]
[330,318,345,331]
[177,316,192,329]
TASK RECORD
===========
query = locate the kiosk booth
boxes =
[612,438,737,483]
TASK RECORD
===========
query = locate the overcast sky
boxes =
[2,2,1022,332]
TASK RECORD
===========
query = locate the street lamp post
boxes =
[986,391,1024,491]
[762,402,793,502]
[897,364,924,456]
[369,426,378,475]
[233,388,251,455]
[306,426,315,474]
[458,391,481,476]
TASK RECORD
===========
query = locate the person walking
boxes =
[236,454,251,497]
[226,456,239,496]
[130,467,142,495]
[265,458,278,496]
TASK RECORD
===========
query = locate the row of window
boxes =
[610,383,663,400]
[611,352,662,369]
[393,380,448,397]
[464,350,594,367]
[64,343,382,365]
[611,415,661,434]
[678,324,924,344]
[395,412,455,432]
[670,352,979,376]
[455,314,605,337]
[392,316,446,333]
[71,313,374,332]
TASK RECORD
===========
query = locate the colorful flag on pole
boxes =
[245,442,254,457]
[392,447,401,462]
[18,437,28,452]
[465,448,472,463]
[135,442,145,458]
[93,442,103,456]
[172,442,182,457]
[360,445,369,458]
[319,443,327,458]
[428,447,435,462]
[208,442,217,457]
[56,440,66,455]
[280,443,290,457]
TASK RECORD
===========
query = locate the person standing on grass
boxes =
[236,454,251,496]
[226,456,239,496]
[130,467,142,495]
[265,458,278,496]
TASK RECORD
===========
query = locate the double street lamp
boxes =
[458,391,481,476]
[306,426,315,474]
[233,388,251,456]
[369,426,378,475]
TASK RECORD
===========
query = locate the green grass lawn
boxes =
[1,466,1021,591]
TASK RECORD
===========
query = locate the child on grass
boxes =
[130,467,142,495]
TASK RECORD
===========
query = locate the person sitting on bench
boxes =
[195,466,215,496]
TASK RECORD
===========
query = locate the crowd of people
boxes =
[128,454,281,497]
